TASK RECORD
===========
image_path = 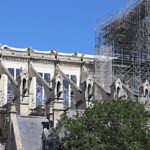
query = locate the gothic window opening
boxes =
[36,72,43,106]
[70,75,76,110]
[44,73,50,102]
[57,81,61,99]
[88,84,92,103]
[62,74,77,109]
[117,87,120,97]
[22,78,27,95]
[63,74,69,108]
[145,89,148,99]
[63,80,69,108]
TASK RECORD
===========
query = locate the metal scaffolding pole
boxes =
[95,0,150,97]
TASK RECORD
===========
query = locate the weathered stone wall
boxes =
[0,45,94,114]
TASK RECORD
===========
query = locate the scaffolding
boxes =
[95,0,150,97]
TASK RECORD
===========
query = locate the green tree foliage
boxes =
[56,98,150,150]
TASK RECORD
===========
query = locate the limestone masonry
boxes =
[1,1,150,148]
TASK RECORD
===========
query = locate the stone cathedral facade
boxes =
[0,45,94,111]
[0,44,149,150]
[0,45,95,150]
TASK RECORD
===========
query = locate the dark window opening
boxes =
[117,87,120,97]
[88,84,92,103]
[145,89,148,98]
[22,78,27,95]
[57,82,61,99]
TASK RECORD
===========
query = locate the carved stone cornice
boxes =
[0,46,94,66]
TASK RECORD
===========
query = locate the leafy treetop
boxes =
[55,98,150,150]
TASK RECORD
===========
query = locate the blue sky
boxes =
[0,0,127,55]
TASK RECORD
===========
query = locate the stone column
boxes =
[6,103,22,150]
[8,103,17,123]
[53,98,64,127]
[46,100,53,125]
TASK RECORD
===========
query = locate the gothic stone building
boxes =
[0,45,149,150]
[0,45,95,150]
